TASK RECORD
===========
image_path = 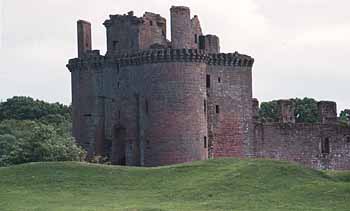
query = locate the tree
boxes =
[339,110,350,125]
[292,97,319,123]
[259,101,279,122]
[0,96,71,122]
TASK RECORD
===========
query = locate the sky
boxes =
[1,0,350,111]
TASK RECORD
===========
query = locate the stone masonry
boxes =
[67,6,350,169]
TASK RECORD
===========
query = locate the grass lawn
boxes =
[0,158,349,211]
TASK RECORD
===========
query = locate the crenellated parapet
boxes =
[67,48,254,70]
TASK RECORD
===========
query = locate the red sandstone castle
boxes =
[67,6,350,170]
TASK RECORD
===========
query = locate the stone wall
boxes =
[254,122,350,170]
[253,99,350,170]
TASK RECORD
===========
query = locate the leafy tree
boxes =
[259,101,279,122]
[292,97,319,123]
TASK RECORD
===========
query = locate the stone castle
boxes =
[67,6,350,170]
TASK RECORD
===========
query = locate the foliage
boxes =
[339,110,350,125]
[259,100,279,122]
[0,96,84,167]
[258,97,320,123]
[292,97,319,123]
[0,159,349,211]
[0,120,85,167]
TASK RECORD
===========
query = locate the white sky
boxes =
[0,0,350,111]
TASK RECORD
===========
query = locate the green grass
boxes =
[0,158,349,211]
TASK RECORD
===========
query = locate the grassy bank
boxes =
[0,158,349,211]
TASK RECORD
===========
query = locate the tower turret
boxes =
[170,6,192,49]
[77,20,92,58]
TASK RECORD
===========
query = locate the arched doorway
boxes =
[111,125,126,165]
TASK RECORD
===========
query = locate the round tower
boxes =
[170,6,192,49]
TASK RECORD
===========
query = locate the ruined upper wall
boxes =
[103,11,167,54]
[77,6,222,57]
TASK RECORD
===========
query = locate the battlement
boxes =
[67,48,254,70]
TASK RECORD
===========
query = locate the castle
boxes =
[67,6,350,170]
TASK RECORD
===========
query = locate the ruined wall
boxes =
[253,99,350,170]
[254,123,350,170]
[207,54,254,158]
[104,11,167,54]
[191,15,202,49]
[139,12,168,49]
[104,13,142,54]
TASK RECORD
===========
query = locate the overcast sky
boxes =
[1,0,350,111]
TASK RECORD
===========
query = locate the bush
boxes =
[0,120,85,167]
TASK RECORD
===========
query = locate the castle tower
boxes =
[77,20,92,58]
[170,6,192,49]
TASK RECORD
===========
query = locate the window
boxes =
[195,34,198,44]
[204,136,207,148]
[118,110,121,119]
[117,82,120,88]
[204,100,207,113]
[346,136,350,144]
[199,36,205,50]
[117,64,120,74]
[206,75,211,88]
[113,41,119,50]
[218,77,221,83]
[321,138,330,154]
[150,20,153,26]
[145,99,149,114]
[216,105,220,114]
